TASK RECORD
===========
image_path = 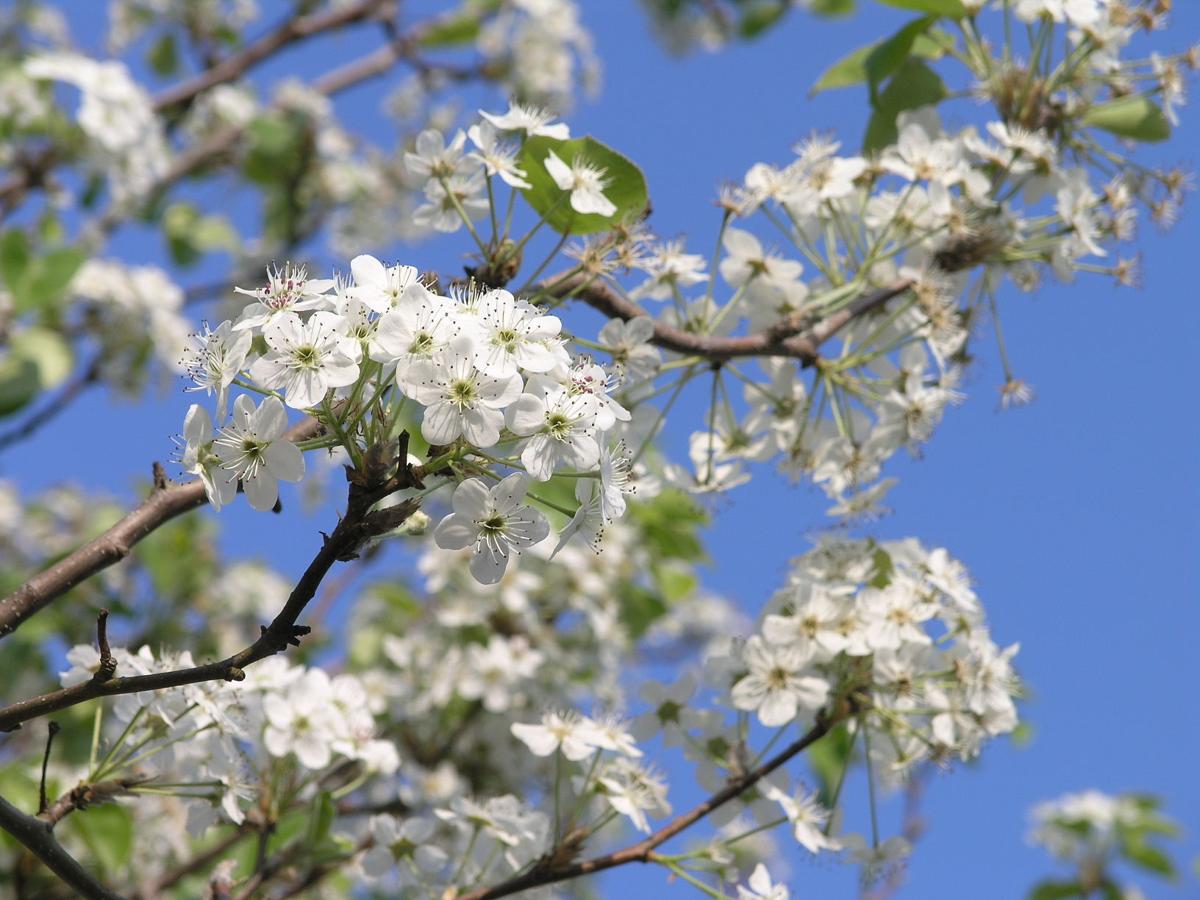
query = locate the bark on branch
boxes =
[541,271,914,365]
[461,706,846,900]
[0,794,126,900]
[152,0,392,114]
[0,418,324,640]
[0,438,425,732]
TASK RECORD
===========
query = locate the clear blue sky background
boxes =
[4,2,1198,897]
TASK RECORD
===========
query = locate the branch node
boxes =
[224,667,246,682]
[151,461,168,491]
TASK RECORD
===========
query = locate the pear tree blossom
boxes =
[0,2,1192,899]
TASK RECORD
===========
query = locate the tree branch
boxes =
[0,794,126,900]
[0,440,425,732]
[151,0,392,114]
[0,418,325,641]
[38,778,147,829]
[543,271,914,365]
[460,706,846,900]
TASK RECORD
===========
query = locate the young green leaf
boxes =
[812,27,949,94]
[863,58,948,152]
[874,0,966,16]
[1082,95,1172,142]
[518,136,648,235]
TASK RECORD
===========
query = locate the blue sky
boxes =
[5,2,1199,897]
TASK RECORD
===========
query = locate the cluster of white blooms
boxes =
[739,538,1020,770]
[107,0,261,52]
[1029,790,1174,862]
[58,644,398,833]
[70,259,191,388]
[596,536,1020,872]
[362,794,549,891]
[23,53,170,204]
[1027,789,1181,897]
[584,0,1196,517]
[401,102,624,237]
[180,249,637,583]
[478,0,599,109]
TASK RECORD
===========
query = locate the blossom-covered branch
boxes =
[547,269,916,364]
[0,441,424,730]
[0,417,324,639]
[462,706,846,900]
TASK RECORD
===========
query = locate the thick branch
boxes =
[461,708,843,900]
[544,271,914,365]
[0,418,324,640]
[0,456,422,731]
[0,794,126,900]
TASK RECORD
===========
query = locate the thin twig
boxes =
[37,722,60,815]
[460,705,849,900]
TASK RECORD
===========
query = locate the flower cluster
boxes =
[58,644,399,834]
[736,538,1020,771]
[1029,790,1182,897]
[24,53,169,203]
[179,251,637,582]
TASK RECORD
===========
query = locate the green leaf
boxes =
[653,563,698,603]
[307,791,337,848]
[1082,95,1171,142]
[618,585,668,639]
[242,113,311,184]
[518,135,648,235]
[868,546,894,588]
[865,17,935,97]
[810,0,856,15]
[147,32,180,76]
[418,0,501,46]
[67,803,134,871]
[0,230,30,292]
[1119,834,1176,879]
[20,246,86,312]
[812,27,948,94]
[807,721,856,806]
[0,327,74,417]
[628,489,709,562]
[138,514,214,601]
[1029,881,1085,900]
[163,203,236,266]
[738,0,789,38]
[863,58,948,152]
[874,0,966,16]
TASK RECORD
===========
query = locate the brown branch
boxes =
[147,824,255,895]
[0,439,424,732]
[0,0,394,209]
[543,271,914,366]
[0,417,324,641]
[0,794,126,900]
[151,0,392,114]
[38,778,146,829]
[460,706,846,900]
